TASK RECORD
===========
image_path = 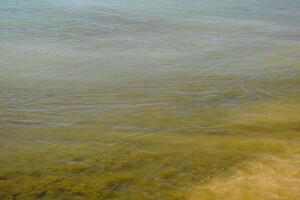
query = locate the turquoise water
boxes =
[1,1,300,199]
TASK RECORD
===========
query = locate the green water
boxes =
[1,0,300,199]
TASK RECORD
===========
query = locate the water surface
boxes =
[1,0,300,199]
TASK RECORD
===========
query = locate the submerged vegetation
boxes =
[1,95,300,199]
[1,62,300,199]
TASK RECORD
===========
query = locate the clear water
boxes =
[0,0,300,199]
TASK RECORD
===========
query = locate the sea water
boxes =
[0,0,300,199]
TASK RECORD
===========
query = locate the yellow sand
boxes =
[189,154,300,200]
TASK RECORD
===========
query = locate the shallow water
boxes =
[1,0,300,199]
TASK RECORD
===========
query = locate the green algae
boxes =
[1,65,300,199]
[1,112,300,200]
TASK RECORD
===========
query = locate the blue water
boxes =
[1,0,300,128]
[1,0,299,82]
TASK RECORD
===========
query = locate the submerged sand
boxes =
[190,155,300,200]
